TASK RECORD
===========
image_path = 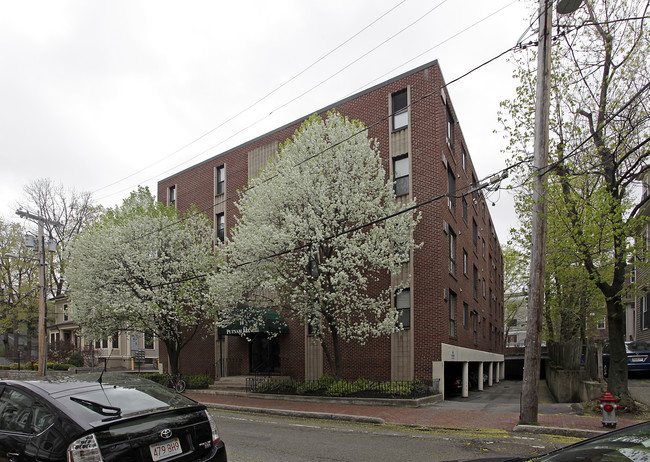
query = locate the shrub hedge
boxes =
[252,375,431,399]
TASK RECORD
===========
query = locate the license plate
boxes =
[631,356,646,362]
[150,438,182,461]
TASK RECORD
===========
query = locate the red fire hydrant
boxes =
[597,392,620,428]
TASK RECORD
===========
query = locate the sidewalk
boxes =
[186,380,646,438]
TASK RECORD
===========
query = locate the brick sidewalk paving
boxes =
[186,392,643,433]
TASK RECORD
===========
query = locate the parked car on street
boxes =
[0,372,227,461]
[603,340,650,377]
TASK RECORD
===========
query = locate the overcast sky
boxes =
[0,0,539,243]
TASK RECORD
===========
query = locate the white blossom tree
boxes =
[210,111,420,379]
[67,187,216,374]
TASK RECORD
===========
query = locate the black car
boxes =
[0,372,227,461]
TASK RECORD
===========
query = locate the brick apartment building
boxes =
[158,60,505,396]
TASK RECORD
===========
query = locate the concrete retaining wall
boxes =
[545,363,604,402]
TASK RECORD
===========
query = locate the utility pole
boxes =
[520,0,583,424]
[16,209,61,377]
[520,0,552,425]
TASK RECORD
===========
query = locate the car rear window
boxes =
[627,341,650,352]
[49,373,198,420]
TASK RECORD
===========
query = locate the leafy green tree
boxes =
[502,244,529,342]
[209,111,420,379]
[67,187,216,375]
[0,218,39,359]
[500,0,650,399]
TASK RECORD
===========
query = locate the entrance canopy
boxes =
[217,307,289,336]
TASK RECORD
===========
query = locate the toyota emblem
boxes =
[160,429,172,439]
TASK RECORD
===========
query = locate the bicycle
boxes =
[164,372,186,393]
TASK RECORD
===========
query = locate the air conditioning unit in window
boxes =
[443,288,449,301]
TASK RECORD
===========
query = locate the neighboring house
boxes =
[158,60,505,395]
[505,292,527,348]
[632,173,650,341]
[47,295,160,370]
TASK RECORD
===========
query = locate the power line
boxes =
[92,0,413,201]
[94,1,521,204]
[126,43,520,245]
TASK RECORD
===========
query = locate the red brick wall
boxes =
[157,60,504,382]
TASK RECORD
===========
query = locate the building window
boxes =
[63,304,69,322]
[462,146,467,171]
[463,249,468,275]
[447,166,456,213]
[144,332,154,349]
[95,338,108,349]
[462,197,468,224]
[449,290,457,337]
[168,185,176,208]
[111,332,119,349]
[597,316,606,330]
[482,238,486,258]
[392,89,408,130]
[473,219,478,253]
[471,174,478,209]
[482,278,486,298]
[472,313,478,345]
[489,289,493,314]
[473,265,478,299]
[449,227,456,275]
[395,289,411,329]
[216,213,225,243]
[489,256,493,281]
[641,291,650,330]
[393,155,409,197]
[463,302,469,328]
[216,165,225,196]
[446,103,454,149]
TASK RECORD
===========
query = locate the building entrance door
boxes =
[249,334,281,374]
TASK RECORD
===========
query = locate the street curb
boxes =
[201,402,386,424]
[191,389,442,408]
[513,424,607,439]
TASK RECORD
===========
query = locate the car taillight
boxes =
[67,433,103,462]
[204,409,221,445]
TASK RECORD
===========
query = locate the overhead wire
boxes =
[94,0,523,204]
[87,7,593,290]
[93,0,440,202]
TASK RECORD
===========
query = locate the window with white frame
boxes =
[393,155,409,197]
[641,291,650,330]
[168,185,176,208]
[449,227,456,275]
[461,146,467,171]
[392,89,408,130]
[216,212,225,243]
[446,103,454,149]
[447,166,456,213]
[449,290,457,337]
[462,248,468,276]
[216,165,225,196]
[395,289,411,329]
